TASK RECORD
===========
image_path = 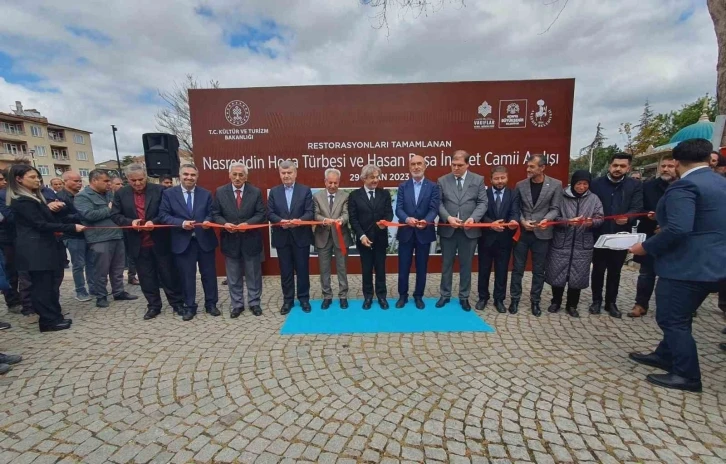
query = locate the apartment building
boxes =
[0,101,96,183]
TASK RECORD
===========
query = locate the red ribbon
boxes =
[377,220,522,241]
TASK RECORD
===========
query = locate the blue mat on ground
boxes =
[280,298,496,335]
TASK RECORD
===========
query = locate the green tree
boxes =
[570,144,620,178]
[657,96,717,141]
[121,155,136,167]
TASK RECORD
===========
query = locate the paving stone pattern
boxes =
[1,268,725,463]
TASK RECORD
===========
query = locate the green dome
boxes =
[669,120,714,144]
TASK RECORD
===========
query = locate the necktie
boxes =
[329,194,334,213]
[369,191,374,202]
[456,177,463,192]
[235,189,242,209]
[495,191,502,216]
[186,190,193,215]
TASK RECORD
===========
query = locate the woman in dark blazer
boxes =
[7,165,84,332]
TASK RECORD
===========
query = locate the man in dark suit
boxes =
[589,153,643,318]
[159,164,219,321]
[436,151,488,311]
[629,139,726,392]
[509,154,562,316]
[629,157,676,318]
[211,162,267,318]
[111,164,184,320]
[395,155,439,310]
[349,164,394,310]
[268,160,314,315]
[477,166,520,313]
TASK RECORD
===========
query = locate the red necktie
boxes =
[235,189,242,208]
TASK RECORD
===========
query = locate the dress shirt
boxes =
[365,186,376,200]
[680,165,709,179]
[284,183,295,210]
[413,178,423,204]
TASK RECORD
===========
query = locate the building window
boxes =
[79,169,89,177]
[1,122,24,135]
[73,134,85,144]
[31,125,43,137]
[3,143,26,155]
[77,151,88,161]
[48,130,64,142]
[38,165,50,176]
[34,146,47,157]
[52,148,69,160]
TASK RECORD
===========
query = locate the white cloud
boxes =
[0,0,716,162]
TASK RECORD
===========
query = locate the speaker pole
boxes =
[111,125,123,180]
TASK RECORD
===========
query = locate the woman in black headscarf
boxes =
[545,170,604,317]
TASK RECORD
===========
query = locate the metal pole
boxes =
[111,125,123,179]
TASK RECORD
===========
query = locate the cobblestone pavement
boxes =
[1,267,725,464]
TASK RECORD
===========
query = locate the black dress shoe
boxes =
[414,297,425,310]
[205,306,221,316]
[646,373,702,393]
[96,297,109,308]
[435,297,450,308]
[321,299,332,310]
[143,309,160,320]
[494,300,507,313]
[182,309,195,321]
[114,292,138,301]
[301,302,312,313]
[378,298,389,310]
[606,302,622,319]
[475,299,488,311]
[531,302,542,317]
[40,321,72,332]
[565,306,580,318]
[719,343,726,352]
[460,299,471,311]
[251,305,262,317]
[230,307,244,319]
[280,303,292,315]
[63,318,73,325]
[629,352,672,371]
[340,299,349,309]
[547,303,561,313]
[362,298,372,310]
[508,300,519,314]
[722,327,726,335]
[589,300,602,315]
[395,297,408,309]
[172,305,184,316]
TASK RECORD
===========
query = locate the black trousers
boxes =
[359,240,387,299]
[277,243,311,304]
[654,278,718,381]
[174,239,218,311]
[29,269,64,328]
[509,231,549,303]
[2,244,21,307]
[635,255,656,309]
[718,280,726,312]
[477,238,512,302]
[550,285,582,308]
[591,248,628,304]
[136,246,184,311]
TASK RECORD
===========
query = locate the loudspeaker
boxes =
[142,133,180,177]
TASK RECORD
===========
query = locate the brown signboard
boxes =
[189,79,575,275]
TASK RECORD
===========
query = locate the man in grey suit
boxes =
[313,169,354,310]
[211,162,267,317]
[509,154,562,316]
[436,150,488,311]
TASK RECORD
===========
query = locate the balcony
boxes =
[0,121,26,140]
[48,130,66,143]
[51,147,71,164]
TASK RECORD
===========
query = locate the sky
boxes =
[0,0,716,163]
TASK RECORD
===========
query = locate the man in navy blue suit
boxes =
[629,139,726,392]
[395,155,440,310]
[477,166,520,313]
[159,164,219,321]
[268,160,315,315]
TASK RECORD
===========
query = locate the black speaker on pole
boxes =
[142,133,180,177]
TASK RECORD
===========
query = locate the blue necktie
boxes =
[186,191,193,215]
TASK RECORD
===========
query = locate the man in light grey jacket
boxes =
[75,169,137,308]
[436,150,488,311]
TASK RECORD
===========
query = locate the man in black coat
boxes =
[589,153,644,318]
[477,166,520,313]
[111,164,183,320]
[629,157,676,318]
[349,164,394,310]
[211,162,267,318]
[268,160,315,315]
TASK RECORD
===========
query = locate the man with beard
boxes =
[629,157,677,318]
[589,153,643,318]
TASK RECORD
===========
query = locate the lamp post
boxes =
[111,125,123,179]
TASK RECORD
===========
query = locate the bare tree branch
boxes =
[539,0,569,35]
[155,74,220,155]
[360,0,465,35]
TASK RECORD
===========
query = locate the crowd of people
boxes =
[0,142,724,391]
